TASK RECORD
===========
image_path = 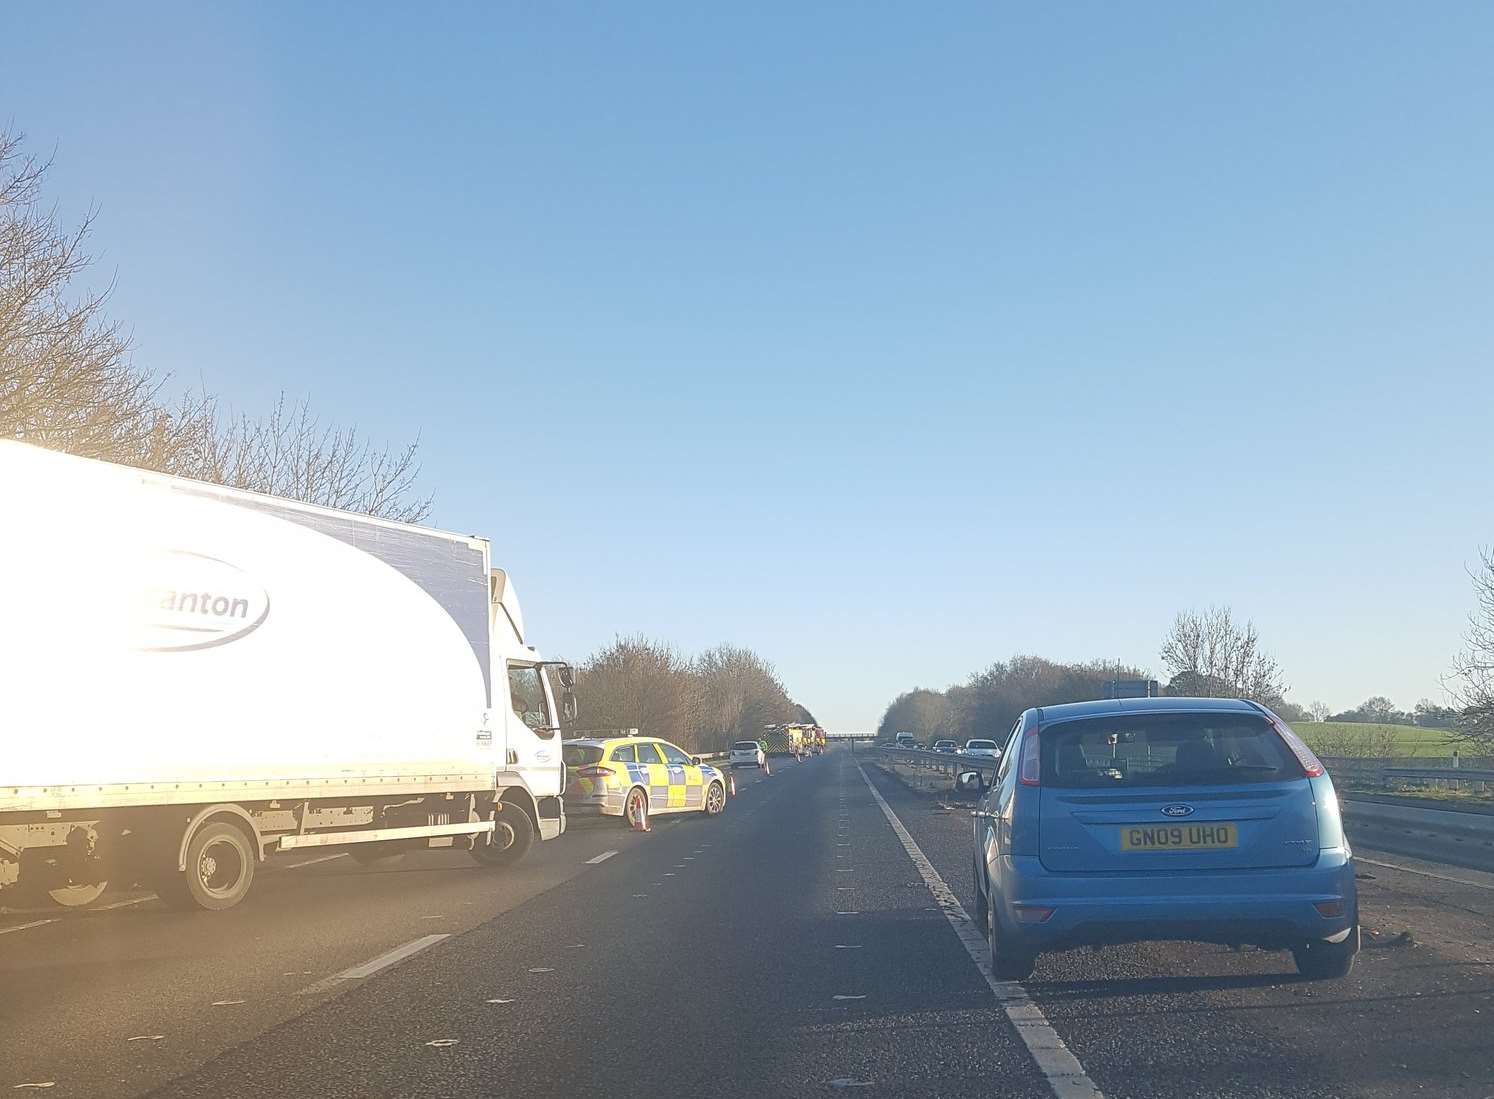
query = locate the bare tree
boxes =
[163,391,432,522]
[1160,606,1287,705]
[575,636,699,748]
[1308,699,1331,723]
[1,127,432,522]
[0,128,160,462]
[692,644,793,752]
[1444,548,1494,748]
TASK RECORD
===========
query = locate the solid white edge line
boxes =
[1354,856,1494,892]
[857,763,1104,1099]
[586,850,619,864]
[297,933,450,995]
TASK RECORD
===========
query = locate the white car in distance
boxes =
[729,740,767,768]
[962,738,1001,759]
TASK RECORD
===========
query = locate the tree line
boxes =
[564,636,816,754]
[1,127,430,520]
[879,596,1494,751]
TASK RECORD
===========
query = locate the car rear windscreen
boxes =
[967,740,996,749]
[732,741,760,750]
[1040,713,1298,788]
[563,745,604,766]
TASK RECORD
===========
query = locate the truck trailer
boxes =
[0,442,575,911]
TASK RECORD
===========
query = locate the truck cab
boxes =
[489,569,574,843]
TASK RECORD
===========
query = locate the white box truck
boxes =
[0,442,575,911]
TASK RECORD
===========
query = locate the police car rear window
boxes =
[563,745,603,766]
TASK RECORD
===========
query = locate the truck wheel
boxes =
[11,871,109,910]
[703,781,726,816]
[155,821,256,911]
[470,801,534,867]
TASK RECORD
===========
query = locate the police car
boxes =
[563,735,728,830]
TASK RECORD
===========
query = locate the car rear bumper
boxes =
[995,848,1357,951]
[563,790,625,818]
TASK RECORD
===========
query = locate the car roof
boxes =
[1030,696,1263,724]
[564,736,663,749]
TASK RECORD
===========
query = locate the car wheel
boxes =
[987,892,1035,980]
[703,781,726,816]
[973,866,989,937]
[1292,923,1359,979]
[623,787,651,832]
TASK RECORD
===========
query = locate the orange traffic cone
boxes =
[728,771,738,797]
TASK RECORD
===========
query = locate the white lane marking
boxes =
[586,850,619,865]
[94,897,153,912]
[833,994,867,1000]
[528,967,554,973]
[126,1035,164,1042]
[834,910,860,915]
[858,764,1104,1099]
[11,1084,55,1090]
[210,999,245,1006]
[834,944,863,949]
[297,933,450,995]
[0,919,56,936]
[1355,856,1494,891]
[425,1039,459,1048]
[286,853,345,870]
[835,868,855,873]
[486,998,515,1004]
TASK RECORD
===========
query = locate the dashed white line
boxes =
[858,764,1104,1099]
[0,919,56,936]
[286,853,345,869]
[296,933,451,996]
[93,896,154,912]
[586,850,619,865]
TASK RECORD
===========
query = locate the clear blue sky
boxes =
[7,3,1491,728]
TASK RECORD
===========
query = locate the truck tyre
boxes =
[703,781,726,817]
[155,821,256,911]
[470,801,534,867]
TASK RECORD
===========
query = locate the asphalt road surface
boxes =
[3,746,1492,1098]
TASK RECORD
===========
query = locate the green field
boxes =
[1293,721,1463,758]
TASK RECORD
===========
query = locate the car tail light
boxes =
[1018,727,1042,786]
[1013,904,1055,923]
[1267,717,1325,778]
[576,765,616,782]
[1313,900,1345,918]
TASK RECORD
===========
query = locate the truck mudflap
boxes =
[537,796,566,840]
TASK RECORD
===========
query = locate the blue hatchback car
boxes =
[969,697,1358,980]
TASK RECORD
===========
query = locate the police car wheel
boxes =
[703,781,726,816]
[623,788,650,831]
